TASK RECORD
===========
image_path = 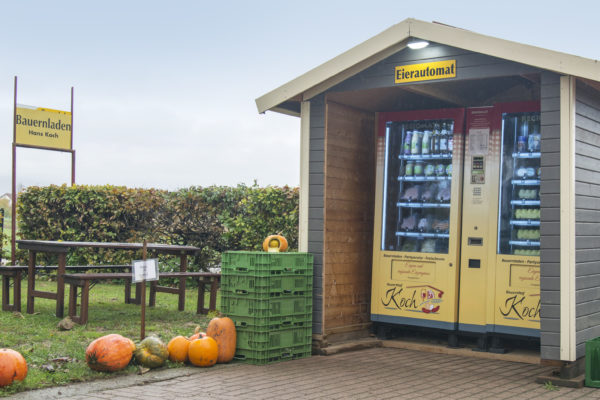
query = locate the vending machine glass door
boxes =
[381,119,455,254]
[497,112,541,256]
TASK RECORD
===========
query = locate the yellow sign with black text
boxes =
[395,60,456,84]
[15,105,72,151]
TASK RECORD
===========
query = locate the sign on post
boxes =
[132,259,159,283]
[15,104,72,151]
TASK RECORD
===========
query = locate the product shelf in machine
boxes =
[398,154,453,161]
[512,152,541,159]
[510,199,540,206]
[509,219,540,227]
[511,179,540,186]
[397,176,452,182]
[396,202,451,208]
[395,231,450,239]
[509,240,541,247]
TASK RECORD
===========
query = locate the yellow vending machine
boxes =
[458,102,540,340]
[371,108,466,331]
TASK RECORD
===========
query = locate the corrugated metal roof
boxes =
[255,18,600,115]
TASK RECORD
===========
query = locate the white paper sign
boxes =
[132,258,159,283]
[469,128,490,155]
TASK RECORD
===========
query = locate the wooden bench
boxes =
[64,272,220,325]
[1,265,131,312]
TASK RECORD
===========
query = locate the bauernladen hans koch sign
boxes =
[15,104,72,151]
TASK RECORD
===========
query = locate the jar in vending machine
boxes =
[411,129,422,155]
[414,161,424,176]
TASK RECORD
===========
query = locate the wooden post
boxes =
[140,240,147,341]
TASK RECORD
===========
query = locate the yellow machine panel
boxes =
[458,107,499,333]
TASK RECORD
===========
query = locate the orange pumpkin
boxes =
[0,349,27,387]
[206,317,236,363]
[188,331,207,341]
[167,336,190,363]
[86,334,134,372]
[188,337,218,367]
[262,235,288,253]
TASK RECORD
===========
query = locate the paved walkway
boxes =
[11,347,600,399]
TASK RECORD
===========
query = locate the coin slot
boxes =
[468,237,483,246]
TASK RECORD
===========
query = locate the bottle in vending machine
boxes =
[440,122,448,153]
[404,129,413,155]
[432,122,440,154]
[422,128,431,155]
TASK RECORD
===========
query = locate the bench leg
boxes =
[124,282,131,304]
[178,254,187,312]
[149,281,157,307]
[80,280,90,325]
[133,282,142,305]
[196,279,206,314]
[27,252,36,314]
[68,282,78,320]
[14,271,22,313]
[2,274,11,311]
[56,253,66,318]
[209,278,218,312]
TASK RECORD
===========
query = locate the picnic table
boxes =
[14,240,204,318]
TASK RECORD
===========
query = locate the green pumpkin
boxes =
[134,336,169,368]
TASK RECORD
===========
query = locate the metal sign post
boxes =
[11,76,76,265]
[132,241,159,340]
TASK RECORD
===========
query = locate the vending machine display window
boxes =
[381,119,455,254]
[497,112,541,256]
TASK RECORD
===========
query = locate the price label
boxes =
[132,258,159,283]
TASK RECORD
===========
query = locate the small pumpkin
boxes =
[262,235,288,253]
[86,334,134,372]
[135,336,169,368]
[167,336,190,363]
[0,349,27,387]
[188,332,207,341]
[188,337,218,367]
[206,316,236,363]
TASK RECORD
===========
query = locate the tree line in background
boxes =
[15,184,299,270]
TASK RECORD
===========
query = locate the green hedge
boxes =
[16,184,298,270]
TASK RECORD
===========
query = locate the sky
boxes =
[1,0,599,193]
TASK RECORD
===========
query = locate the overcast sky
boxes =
[1,0,598,193]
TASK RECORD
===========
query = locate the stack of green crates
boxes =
[221,251,313,365]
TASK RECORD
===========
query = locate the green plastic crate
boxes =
[222,252,313,277]
[234,344,312,365]
[221,274,313,295]
[230,313,312,330]
[586,337,600,387]
[221,291,312,318]
[236,326,312,351]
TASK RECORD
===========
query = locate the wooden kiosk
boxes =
[256,19,600,378]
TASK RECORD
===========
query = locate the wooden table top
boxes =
[16,240,200,255]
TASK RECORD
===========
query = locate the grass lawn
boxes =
[0,279,219,397]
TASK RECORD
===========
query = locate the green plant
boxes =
[543,381,559,391]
